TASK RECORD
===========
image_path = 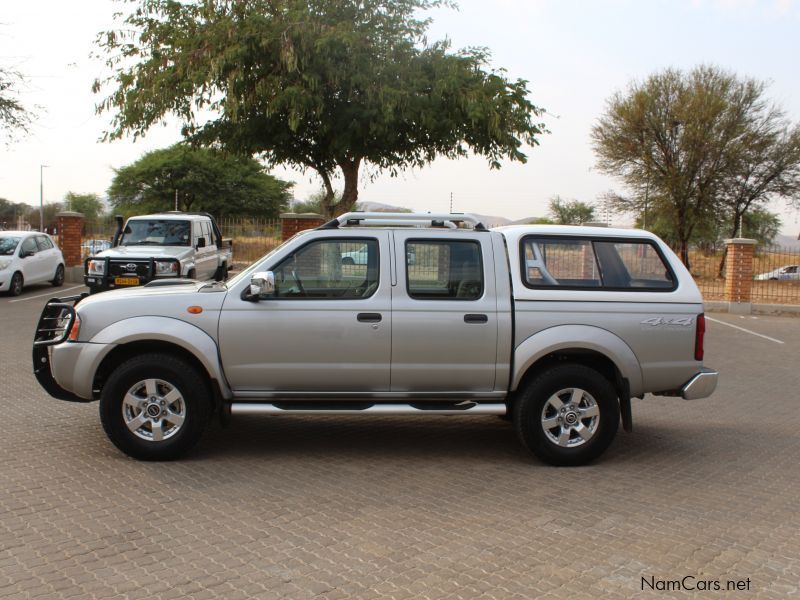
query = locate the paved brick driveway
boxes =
[1,285,798,598]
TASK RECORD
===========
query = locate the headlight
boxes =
[155,261,179,276]
[0,260,10,271]
[87,260,105,275]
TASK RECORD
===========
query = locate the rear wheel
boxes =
[51,264,65,287]
[99,353,211,460]
[514,363,619,466]
[8,272,23,296]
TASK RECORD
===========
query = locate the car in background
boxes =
[81,239,112,259]
[341,244,416,265]
[0,231,65,296]
[754,265,800,281]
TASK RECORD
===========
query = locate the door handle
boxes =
[357,313,382,323]
[464,314,488,324]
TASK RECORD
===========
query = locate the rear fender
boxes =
[512,325,643,397]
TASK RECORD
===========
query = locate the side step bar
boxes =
[229,402,507,416]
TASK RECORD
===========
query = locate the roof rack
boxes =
[318,212,487,231]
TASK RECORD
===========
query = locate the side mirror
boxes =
[196,237,206,249]
[248,271,275,299]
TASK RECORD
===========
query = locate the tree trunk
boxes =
[717,216,742,278]
[335,157,361,217]
[317,170,336,219]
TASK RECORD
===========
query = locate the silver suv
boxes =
[33,212,717,465]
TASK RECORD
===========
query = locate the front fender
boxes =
[511,325,643,397]
[90,316,231,399]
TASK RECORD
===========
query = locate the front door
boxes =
[219,232,391,393]
[390,231,499,392]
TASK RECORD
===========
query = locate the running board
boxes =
[229,402,507,416]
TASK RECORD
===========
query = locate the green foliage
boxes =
[741,207,781,247]
[108,145,292,219]
[527,216,555,224]
[94,0,546,217]
[64,192,105,222]
[0,67,35,144]
[548,196,595,225]
[593,65,800,265]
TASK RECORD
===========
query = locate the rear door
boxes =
[219,231,392,393]
[390,230,498,392]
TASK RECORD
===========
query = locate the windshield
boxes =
[0,236,21,256]
[119,220,191,246]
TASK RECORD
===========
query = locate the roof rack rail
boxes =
[318,212,487,231]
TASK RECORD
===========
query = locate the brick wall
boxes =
[280,213,326,241]
[56,212,84,267]
[724,238,757,310]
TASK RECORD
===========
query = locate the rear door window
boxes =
[406,240,483,300]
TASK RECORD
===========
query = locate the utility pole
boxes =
[449,192,453,213]
[175,189,179,211]
[39,164,49,232]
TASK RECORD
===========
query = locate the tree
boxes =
[548,196,595,225]
[64,192,105,222]
[94,0,546,218]
[108,145,292,218]
[1,66,35,144]
[741,207,781,247]
[0,197,31,229]
[592,65,800,266]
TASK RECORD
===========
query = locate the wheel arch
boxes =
[88,317,231,402]
[511,325,643,398]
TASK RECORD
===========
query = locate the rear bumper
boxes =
[681,368,719,400]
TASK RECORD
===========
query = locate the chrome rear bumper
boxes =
[681,368,719,400]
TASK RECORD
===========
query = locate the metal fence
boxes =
[689,245,800,305]
[750,244,800,304]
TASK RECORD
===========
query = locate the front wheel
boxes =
[99,353,211,460]
[514,364,619,466]
[8,272,23,296]
[51,264,65,287]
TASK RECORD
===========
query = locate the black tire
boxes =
[187,268,196,280]
[214,262,227,282]
[8,272,23,296]
[51,264,65,287]
[88,285,103,295]
[99,353,211,460]
[514,363,619,466]
[342,257,355,266]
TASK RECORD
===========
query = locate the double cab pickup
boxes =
[33,212,717,465]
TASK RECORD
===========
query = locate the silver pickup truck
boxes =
[84,212,233,293]
[33,212,717,465]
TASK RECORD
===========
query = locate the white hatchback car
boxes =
[0,231,65,296]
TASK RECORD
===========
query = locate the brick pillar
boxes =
[724,238,757,314]
[56,211,84,267]
[280,213,325,241]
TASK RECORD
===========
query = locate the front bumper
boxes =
[681,368,719,400]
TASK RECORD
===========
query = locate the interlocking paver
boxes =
[2,290,800,598]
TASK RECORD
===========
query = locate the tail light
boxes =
[694,313,705,361]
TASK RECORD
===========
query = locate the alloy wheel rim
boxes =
[541,387,600,448]
[122,378,186,442]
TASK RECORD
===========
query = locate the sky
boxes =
[2,0,800,233]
